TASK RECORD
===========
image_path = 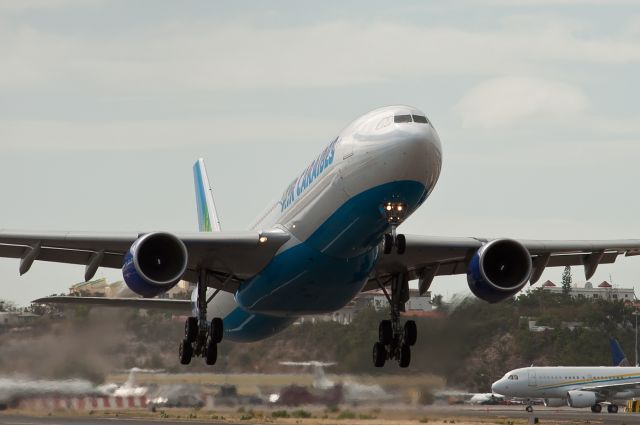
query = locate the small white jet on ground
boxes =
[280,361,390,403]
[3,105,640,368]
[492,366,640,413]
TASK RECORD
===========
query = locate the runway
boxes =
[3,406,640,425]
[0,416,203,425]
[429,405,640,424]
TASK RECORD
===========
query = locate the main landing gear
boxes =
[372,272,416,368]
[589,403,618,413]
[179,270,224,366]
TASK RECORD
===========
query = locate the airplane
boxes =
[491,365,640,414]
[279,361,391,404]
[97,367,163,397]
[280,361,336,390]
[467,393,505,405]
[491,338,640,413]
[3,105,640,369]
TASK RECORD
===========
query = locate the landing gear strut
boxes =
[179,270,224,366]
[372,272,416,368]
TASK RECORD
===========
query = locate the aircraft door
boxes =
[528,370,537,387]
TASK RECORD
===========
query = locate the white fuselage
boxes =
[492,366,640,405]
[204,105,443,341]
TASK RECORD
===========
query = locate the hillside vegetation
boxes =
[0,288,635,392]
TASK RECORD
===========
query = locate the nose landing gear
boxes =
[372,272,416,368]
[382,202,408,255]
[179,270,224,366]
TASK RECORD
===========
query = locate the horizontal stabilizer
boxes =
[34,296,191,312]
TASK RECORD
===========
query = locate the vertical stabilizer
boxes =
[193,158,221,232]
[610,337,630,366]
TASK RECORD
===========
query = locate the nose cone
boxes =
[394,123,442,188]
[491,379,503,395]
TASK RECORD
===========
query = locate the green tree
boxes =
[561,266,573,296]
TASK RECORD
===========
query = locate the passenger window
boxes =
[394,115,412,123]
[412,115,429,124]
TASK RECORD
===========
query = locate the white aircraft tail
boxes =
[193,158,221,232]
[280,361,335,389]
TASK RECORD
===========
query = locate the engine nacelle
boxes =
[567,390,597,408]
[122,232,188,297]
[544,398,565,407]
[467,238,532,303]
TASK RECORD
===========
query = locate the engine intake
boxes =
[122,232,188,297]
[467,238,532,303]
[567,390,597,408]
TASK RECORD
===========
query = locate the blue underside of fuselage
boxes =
[223,180,428,342]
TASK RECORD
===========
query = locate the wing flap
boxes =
[0,244,125,268]
[34,296,192,312]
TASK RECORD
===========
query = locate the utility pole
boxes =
[634,309,639,367]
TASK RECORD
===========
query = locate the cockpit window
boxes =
[412,115,429,124]
[508,375,519,380]
[394,114,412,123]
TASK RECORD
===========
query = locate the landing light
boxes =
[259,235,268,244]
[386,205,392,211]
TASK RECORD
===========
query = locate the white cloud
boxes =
[1,19,639,93]
[453,76,589,129]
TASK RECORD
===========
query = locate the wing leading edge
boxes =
[0,228,290,293]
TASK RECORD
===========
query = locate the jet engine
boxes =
[567,390,597,408]
[122,232,188,297]
[544,398,565,407]
[467,238,532,303]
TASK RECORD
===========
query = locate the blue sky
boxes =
[1,0,639,304]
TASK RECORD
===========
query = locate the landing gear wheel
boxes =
[379,320,393,345]
[525,405,533,413]
[373,342,386,367]
[607,404,618,413]
[591,404,602,413]
[404,320,417,346]
[396,234,406,254]
[179,339,193,365]
[398,344,411,368]
[205,339,218,365]
[383,234,394,255]
[185,317,198,343]
[210,317,224,344]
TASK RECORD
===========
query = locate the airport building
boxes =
[296,289,434,325]
[541,280,635,301]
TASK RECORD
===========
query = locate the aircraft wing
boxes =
[371,235,640,292]
[33,295,192,312]
[580,380,640,394]
[0,228,290,293]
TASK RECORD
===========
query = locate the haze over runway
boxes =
[1,1,639,305]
